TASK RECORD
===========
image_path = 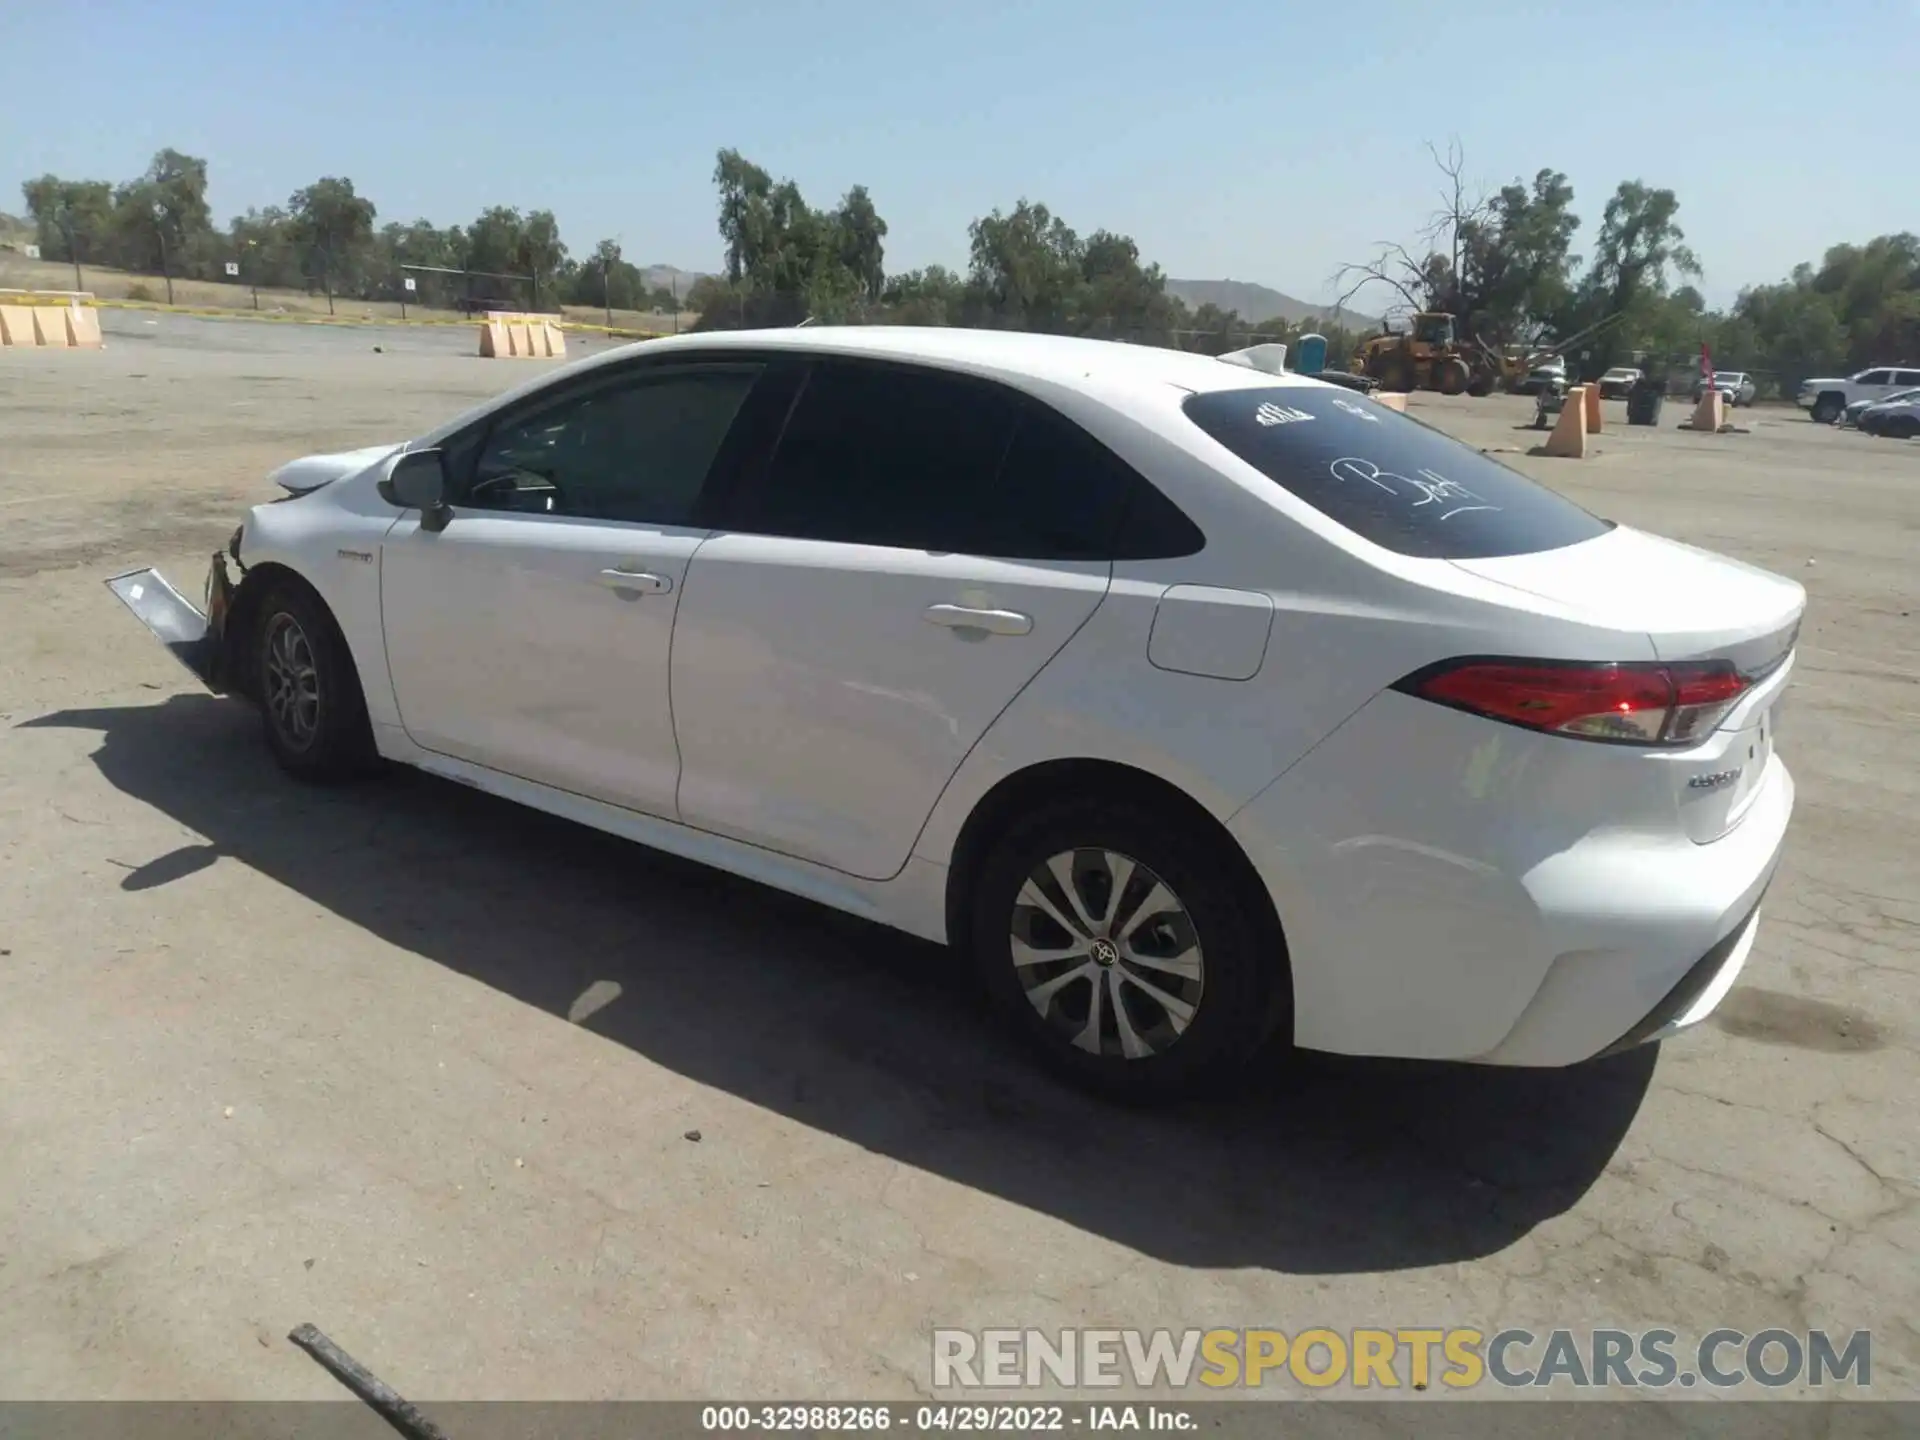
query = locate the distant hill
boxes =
[1166,277,1374,329]
[640,263,710,300]
[0,211,35,250]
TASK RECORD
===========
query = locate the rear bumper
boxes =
[105,552,236,691]
[1227,690,1795,1067]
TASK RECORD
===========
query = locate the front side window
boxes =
[1857,370,1892,386]
[469,367,760,525]
[728,359,1183,560]
[1182,385,1614,560]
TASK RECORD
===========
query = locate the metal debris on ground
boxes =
[287,1322,453,1440]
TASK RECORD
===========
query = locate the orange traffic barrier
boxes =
[1583,383,1602,433]
[0,291,105,348]
[479,311,566,359]
[1543,385,1589,459]
[1688,389,1725,432]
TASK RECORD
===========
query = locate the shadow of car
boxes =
[23,694,1657,1276]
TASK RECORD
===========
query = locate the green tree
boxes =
[705,149,884,327]
[288,177,377,308]
[20,176,113,266]
[515,209,569,309]
[1461,169,1580,345]
[880,265,965,326]
[565,237,646,312]
[111,149,216,278]
[229,206,301,290]
[1572,181,1698,369]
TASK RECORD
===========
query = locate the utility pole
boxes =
[56,204,83,293]
[151,201,173,305]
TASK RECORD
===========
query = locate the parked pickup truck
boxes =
[1798,365,1920,424]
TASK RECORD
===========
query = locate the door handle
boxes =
[923,603,1033,636]
[598,568,672,595]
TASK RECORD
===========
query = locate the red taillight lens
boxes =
[1397,659,1751,746]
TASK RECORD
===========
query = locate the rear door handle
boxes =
[923,603,1033,636]
[598,567,672,595]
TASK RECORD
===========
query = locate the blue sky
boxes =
[7,0,1914,310]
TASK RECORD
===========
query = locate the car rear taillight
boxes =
[1394,658,1751,746]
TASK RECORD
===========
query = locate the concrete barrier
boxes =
[1583,383,1602,433]
[1688,390,1726,432]
[1372,391,1408,412]
[1543,386,1589,459]
[0,291,105,349]
[479,311,566,359]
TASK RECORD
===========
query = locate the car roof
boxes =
[418,326,1313,446]
[617,325,1306,395]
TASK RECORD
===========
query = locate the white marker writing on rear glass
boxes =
[1327,457,1501,520]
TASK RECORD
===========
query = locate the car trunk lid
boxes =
[1449,525,1803,671]
[1451,526,1803,842]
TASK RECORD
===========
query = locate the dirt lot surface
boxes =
[2,318,1916,1406]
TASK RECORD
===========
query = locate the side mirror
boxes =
[380,449,452,532]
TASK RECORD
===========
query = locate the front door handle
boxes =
[598,567,672,595]
[923,603,1033,636]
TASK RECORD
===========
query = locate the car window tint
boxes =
[989,404,1140,559]
[735,361,1016,551]
[1181,386,1614,560]
[1891,371,1920,388]
[471,368,759,525]
[1858,370,1892,386]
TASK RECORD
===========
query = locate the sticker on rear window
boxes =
[1254,402,1314,427]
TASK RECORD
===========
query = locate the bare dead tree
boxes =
[1331,137,1493,329]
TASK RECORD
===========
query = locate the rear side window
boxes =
[729,359,1202,560]
[1181,387,1613,559]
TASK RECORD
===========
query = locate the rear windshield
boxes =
[1182,386,1614,559]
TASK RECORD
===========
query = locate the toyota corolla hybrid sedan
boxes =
[108,328,1803,1101]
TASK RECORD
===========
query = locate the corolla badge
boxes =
[1688,768,1742,791]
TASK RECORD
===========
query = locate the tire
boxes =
[1436,357,1470,396]
[968,798,1287,1104]
[252,578,376,782]
[1884,416,1919,440]
[1811,393,1845,425]
[1383,357,1416,394]
[1467,374,1494,398]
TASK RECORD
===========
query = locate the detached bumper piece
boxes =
[105,551,236,692]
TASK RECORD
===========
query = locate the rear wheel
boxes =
[1810,393,1845,424]
[253,580,375,782]
[969,799,1285,1103]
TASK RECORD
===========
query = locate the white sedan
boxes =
[109,327,1803,1101]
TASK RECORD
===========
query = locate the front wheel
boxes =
[253,580,375,782]
[1810,394,1845,424]
[969,800,1286,1103]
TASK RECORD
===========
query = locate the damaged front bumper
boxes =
[105,548,238,692]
